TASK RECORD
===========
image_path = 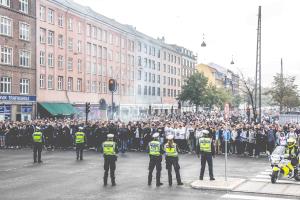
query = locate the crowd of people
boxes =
[0,112,299,158]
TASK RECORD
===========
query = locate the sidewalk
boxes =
[191,177,246,191]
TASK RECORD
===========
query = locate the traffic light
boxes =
[86,102,91,114]
[108,79,117,92]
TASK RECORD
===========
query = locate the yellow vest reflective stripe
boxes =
[149,141,161,156]
[103,141,116,155]
[164,143,178,157]
[75,132,85,144]
[199,138,212,153]
[33,132,42,143]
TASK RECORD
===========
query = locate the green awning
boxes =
[39,103,76,116]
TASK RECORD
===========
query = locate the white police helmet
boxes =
[107,134,114,138]
[78,127,84,130]
[166,135,174,140]
[152,132,159,138]
[35,126,41,130]
[202,130,209,135]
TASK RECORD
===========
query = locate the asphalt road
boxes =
[0,149,297,200]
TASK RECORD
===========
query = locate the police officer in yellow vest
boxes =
[147,132,164,186]
[75,127,86,160]
[164,135,183,186]
[32,126,44,163]
[102,134,118,186]
[285,138,299,177]
[196,130,215,180]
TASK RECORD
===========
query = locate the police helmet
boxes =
[78,127,84,130]
[166,135,174,140]
[152,132,159,138]
[107,134,114,139]
[35,126,41,130]
[287,138,296,148]
[202,130,209,136]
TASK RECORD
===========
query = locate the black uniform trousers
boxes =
[148,155,162,185]
[104,155,117,184]
[200,153,214,179]
[76,143,84,160]
[33,143,43,162]
[166,156,182,185]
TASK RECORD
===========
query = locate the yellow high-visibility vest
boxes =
[199,137,212,153]
[33,132,42,143]
[164,143,178,157]
[149,141,161,156]
[75,132,85,144]
[103,141,116,155]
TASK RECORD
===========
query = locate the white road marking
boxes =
[221,194,296,200]
[261,171,271,175]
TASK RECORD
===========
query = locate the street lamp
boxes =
[201,33,206,47]
[230,55,234,65]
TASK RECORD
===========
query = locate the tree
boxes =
[203,84,219,109]
[268,73,299,112]
[178,72,208,110]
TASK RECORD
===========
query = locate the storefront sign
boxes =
[21,105,33,113]
[0,105,11,113]
[0,95,36,102]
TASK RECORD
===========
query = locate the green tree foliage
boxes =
[269,74,299,112]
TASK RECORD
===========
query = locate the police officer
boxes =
[196,130,215,180]
[102,134,118,186]
[75,127,86,160]
[164,135,183,186]
[285,138,299,177]
[147,132,164,186]
[32,126,44,163]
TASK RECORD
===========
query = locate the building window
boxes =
[48,30,54,45]
[0,16,12,36]
[0,76,11,94]
[48,75,53,89]
[92,26,97,38]
[40,6,45,21]
[92,63,96,75]
[157,75,160,83]
[137,70,141,80]
[137,85,141,95]
[19,22,29,41]
[39,28,46,43]
[157,87,160,96]
[163,76,166,85]
[57,55,63,69]
[91,81,96,93]
[152,74,155,83]
[48,53,54,67]
[78,22,81,34]
[39,51,45,65]
[97,64,102,75]
[77,59,82,72]
[163,64,166,72]
[20,78,29,94]
[58,34,63,48]
[152,87,155,96]
[39,74,45,88]
[67,57,73,71]
[58,15,63,27]
[67,18,72,31]
[19,0,28,14]
[86,43,91,55]
[67,77,73,91]
[163,88,166,96]
[19,50,30,67]
[86,80,90,92]
[0,0,10,7]
[57,76,63,90]
[93,44,97,57]
[148,86,151,96]
[168,89,170,97]
[77,40,82,53]
[48,9,54,24]
[77,78,82,92]
[0,46,13,65]
[68,37,73,51]
[144,86,147,95]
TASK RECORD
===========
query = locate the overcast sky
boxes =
[74,0,300,87]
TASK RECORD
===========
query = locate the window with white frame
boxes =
[0,46,12,65]
[103,82,107,93]
[77,59,82,72]
[102,47,107,59]
[102,30,107,42]
[20,78,29,94]
[97,46,102,58]
[86,80,90,92]
[98,82,102,93]
[48,53,54,67]
[68,37,73,51]
[67,57,72,71]
[40,5,45,21]
[97,64,102,75]
[0,76,11,93]
[19,0,28,14]
[19,50,30,67]
[92,26,97,38]
[77,22,81,34]
[97,28,102,41]
[91,81,96,93]
[57,76,63,90]
[39,74,45,88]
[48,9,54,24]
[86,42,91,55]
[0,0,10,7]
[77,78,82,92]
[67,77,73,91]
[0,16,12,36]
[48,75,53,89]
[92,44,97,57]
[67,18,72,31]
[137,70,141,80]
[92,62,96,74]
[108,33,113,44]
[86,61,91,74]
[39,28,46,43]
[86,24,91,37]
[57,55,63,69]
[58,15,63,27]
[19,22,29,41]
[47,30,54,45]
[108,50,113,61]
[39,51,45,65]
[77,40,82,53]
[58,34,63,48]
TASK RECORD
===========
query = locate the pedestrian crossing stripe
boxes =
[221,194,296,200]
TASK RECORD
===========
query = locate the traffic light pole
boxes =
[111,91,114,120]
[86,111,88,125]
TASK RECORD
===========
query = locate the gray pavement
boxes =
[0,149,299,200]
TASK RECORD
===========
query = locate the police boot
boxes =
[168,170,172,186]
[156,172,163,187]
[103,171,108,186]
[148,174,152,186]
[175,170,183,185]
[111,172,116,186]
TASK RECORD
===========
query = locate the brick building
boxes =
[0,0,36,120]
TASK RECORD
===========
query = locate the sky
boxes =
[74,0,300,87]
